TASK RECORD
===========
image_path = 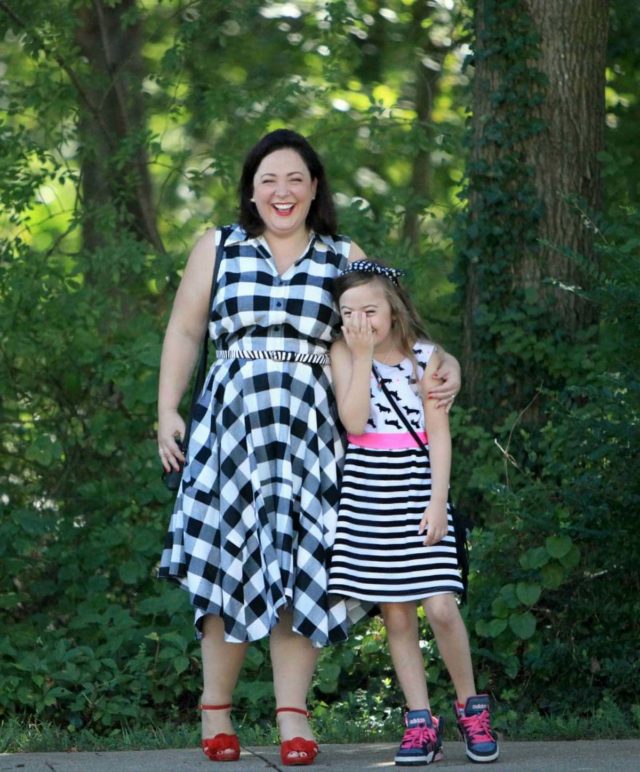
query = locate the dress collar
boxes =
[222,224,338,252]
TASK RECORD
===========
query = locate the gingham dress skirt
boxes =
[158,226,353,646]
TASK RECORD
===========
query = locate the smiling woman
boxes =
[157,129,367,766]
[155,129,461,766]
[251,148,318,247]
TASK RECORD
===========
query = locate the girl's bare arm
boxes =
[419,350,452,545]
[330,336,373,434]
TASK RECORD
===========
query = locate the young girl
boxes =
[328,260,499,766]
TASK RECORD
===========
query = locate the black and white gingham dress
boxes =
[159,225,352,646]
[328,342,464,603]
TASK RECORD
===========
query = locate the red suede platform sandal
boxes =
[276,706,319,767]
[200,703,241,762]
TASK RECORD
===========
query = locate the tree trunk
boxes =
[524,0,607,327]
[75,0,163,252]
[462,0,607,411]
[402,3,442,248]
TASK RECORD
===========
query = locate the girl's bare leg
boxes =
[422,593,476,704]
[381,602,430,710]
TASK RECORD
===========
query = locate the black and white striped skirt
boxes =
[328,445,463,603]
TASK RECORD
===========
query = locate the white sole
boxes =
[395,751,436,765]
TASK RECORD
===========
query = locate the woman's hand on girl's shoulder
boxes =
[420,348,445,403]
[421,351,454,420]
[424,348,460,413]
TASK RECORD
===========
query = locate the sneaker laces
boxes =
[459,709,493,743]
[400,723,437,750]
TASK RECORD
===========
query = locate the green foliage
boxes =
[606,0,640,206]
[439,1,640,721]
[0,0,468,736]
[1,0,639,744]
[454,0,553,421]
[450,202,640,713]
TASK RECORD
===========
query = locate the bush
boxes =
[449,205,640,714]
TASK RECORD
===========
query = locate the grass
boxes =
[2,701,639,754]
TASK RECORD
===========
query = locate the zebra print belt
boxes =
[216,349,330,365]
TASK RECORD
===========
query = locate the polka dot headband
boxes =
[340,260,406,286]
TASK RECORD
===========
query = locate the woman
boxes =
[157,129,461,765]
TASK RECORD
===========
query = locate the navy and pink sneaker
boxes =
[455,695,499,763]
[394,708,444,766]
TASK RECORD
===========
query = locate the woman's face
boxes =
[252,148,318,238]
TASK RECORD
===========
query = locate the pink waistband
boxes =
[347,431,428,449]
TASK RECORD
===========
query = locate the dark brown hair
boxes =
[238,129,338,237]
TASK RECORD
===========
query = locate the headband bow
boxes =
[340,260,406,286]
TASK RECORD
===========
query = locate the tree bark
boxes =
[524,0,607,327]
[463,0,608,408]
[401,3,442,248]
[75,0,163,252]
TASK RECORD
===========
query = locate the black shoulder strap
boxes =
[184,226,231,448]
[196,225,232,384]
[372,364,428,453]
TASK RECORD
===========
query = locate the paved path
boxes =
[2,741,639,771]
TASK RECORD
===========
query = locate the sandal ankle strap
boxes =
[276,706,310,717]
[200,703,233,711]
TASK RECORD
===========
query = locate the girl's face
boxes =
[339,280,394,349]
[252,148,317,238]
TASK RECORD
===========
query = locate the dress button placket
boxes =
[272,275,284,333]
